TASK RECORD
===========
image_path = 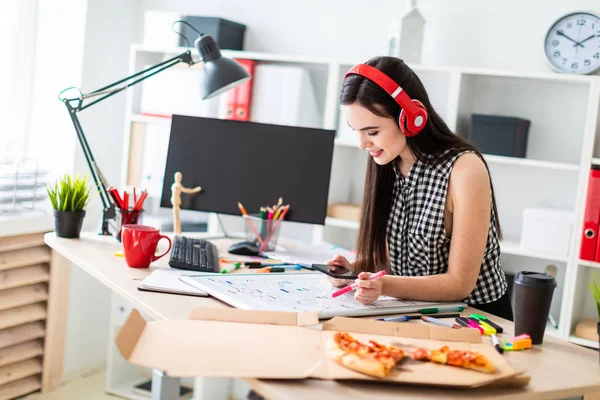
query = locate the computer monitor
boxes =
[160,115,336,225]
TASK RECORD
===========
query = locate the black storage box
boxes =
[178,16,246,50]
[468,114,531,158]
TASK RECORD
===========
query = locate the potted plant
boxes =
[45,174,93,238]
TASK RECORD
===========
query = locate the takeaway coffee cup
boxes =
[514,271,557,344]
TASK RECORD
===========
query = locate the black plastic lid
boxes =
[514,271,557,287]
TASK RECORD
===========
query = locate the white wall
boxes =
[53,0,600,381]
[76,0,139,231]
[29,0,138,383]
[138,0,600,74]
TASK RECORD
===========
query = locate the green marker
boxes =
[221,262,242,274]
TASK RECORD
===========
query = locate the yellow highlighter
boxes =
[476,320,497,335]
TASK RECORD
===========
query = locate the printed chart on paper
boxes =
[180,273,466,319]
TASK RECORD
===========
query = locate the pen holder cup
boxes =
[244,214,281,252]
[115,208,143,242]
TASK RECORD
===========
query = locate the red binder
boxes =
[225,59,255,121]
[581,168,600,261]
[225,88,236,119]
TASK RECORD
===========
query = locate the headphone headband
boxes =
[344,64,428,136]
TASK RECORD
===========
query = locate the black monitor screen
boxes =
[160,115,336,225]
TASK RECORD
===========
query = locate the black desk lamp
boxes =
[59,29,250,235]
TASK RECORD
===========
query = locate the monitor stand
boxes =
[202,213,246,241]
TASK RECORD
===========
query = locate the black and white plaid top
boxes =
[386,150,507,305]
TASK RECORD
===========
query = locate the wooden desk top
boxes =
[45,232,600,400]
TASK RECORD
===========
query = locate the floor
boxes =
[22,372,116,400]
[20,372,251,400]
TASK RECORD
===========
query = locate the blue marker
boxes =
[376,315,410,322]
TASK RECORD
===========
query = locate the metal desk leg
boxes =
[152,369,181,400]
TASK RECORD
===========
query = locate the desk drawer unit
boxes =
[0,232,51,400]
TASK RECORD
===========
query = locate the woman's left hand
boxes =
[354,272,383,304]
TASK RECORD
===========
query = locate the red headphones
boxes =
[344,64,428,137]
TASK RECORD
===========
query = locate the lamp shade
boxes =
[195,35,251,100]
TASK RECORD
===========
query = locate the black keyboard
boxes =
[169,236,219,273]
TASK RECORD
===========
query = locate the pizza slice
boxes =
[412,345,495,373]
[327,332,405,378]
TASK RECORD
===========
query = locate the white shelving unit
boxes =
[119,44,600,350]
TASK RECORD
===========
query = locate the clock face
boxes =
[544,12,600,74]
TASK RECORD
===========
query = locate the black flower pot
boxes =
[54,210,86,238]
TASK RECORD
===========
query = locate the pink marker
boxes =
[331,270,387,298]
[467,318,485,334]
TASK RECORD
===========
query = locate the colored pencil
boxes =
[259,204,289,251]
[238,201,265,247]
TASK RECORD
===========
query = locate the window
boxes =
[0,1,37,165]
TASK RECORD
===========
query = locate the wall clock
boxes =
[544,12,600,74]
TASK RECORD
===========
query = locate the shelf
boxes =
[569,335,599,349]
[325,217,360,229]
[592,158,600,166]
[131,43,335,65]
[483,154,579,172]
[130,114,172,126]
[578,259,600,269]
[459,66,598,84]
[545,324,561,339]
[499,240,569,263]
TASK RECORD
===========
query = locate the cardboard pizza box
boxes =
[116,307,529,389]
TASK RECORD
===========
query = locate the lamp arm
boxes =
[79,51,195,111]
[59,50,195,235]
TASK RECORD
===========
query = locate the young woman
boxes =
[327,56,512,321]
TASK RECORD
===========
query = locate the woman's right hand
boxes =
[324,255,354,287]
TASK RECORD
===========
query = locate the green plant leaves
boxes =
[588,272,600,320]
[44,174,93,212]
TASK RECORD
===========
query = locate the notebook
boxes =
[138,268,209,297]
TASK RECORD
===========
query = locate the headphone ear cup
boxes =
[399,109,418,137]
[400,100,428,137]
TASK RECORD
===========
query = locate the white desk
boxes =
[45,232,600,400]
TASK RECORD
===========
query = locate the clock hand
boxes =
[574,34,596,47]
[557,30,584,47]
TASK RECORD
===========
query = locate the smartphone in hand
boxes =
[311,264,359,280]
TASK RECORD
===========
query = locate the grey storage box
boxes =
[468,114,531,158]
[178,16,246,50]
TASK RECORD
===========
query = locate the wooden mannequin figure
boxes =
[171,171,201,236]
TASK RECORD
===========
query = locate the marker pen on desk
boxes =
[469,314,504,333]
[331,270,387,298]
[419,306,465,314]
[491,334,504,354]
[455,317,471,328]
[378,313,461,322]
[256,265,302,273]
[221,263,242,274]
[465,318,485,334]
[469,317,495,335]
[376,315,410,322]
[421,316,461,329]
[246,262,296,268]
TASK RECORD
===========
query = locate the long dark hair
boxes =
[340,56,501,273]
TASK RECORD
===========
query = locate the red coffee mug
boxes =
[122,225,172,268]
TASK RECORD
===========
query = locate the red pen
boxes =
[331,270,387,298]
